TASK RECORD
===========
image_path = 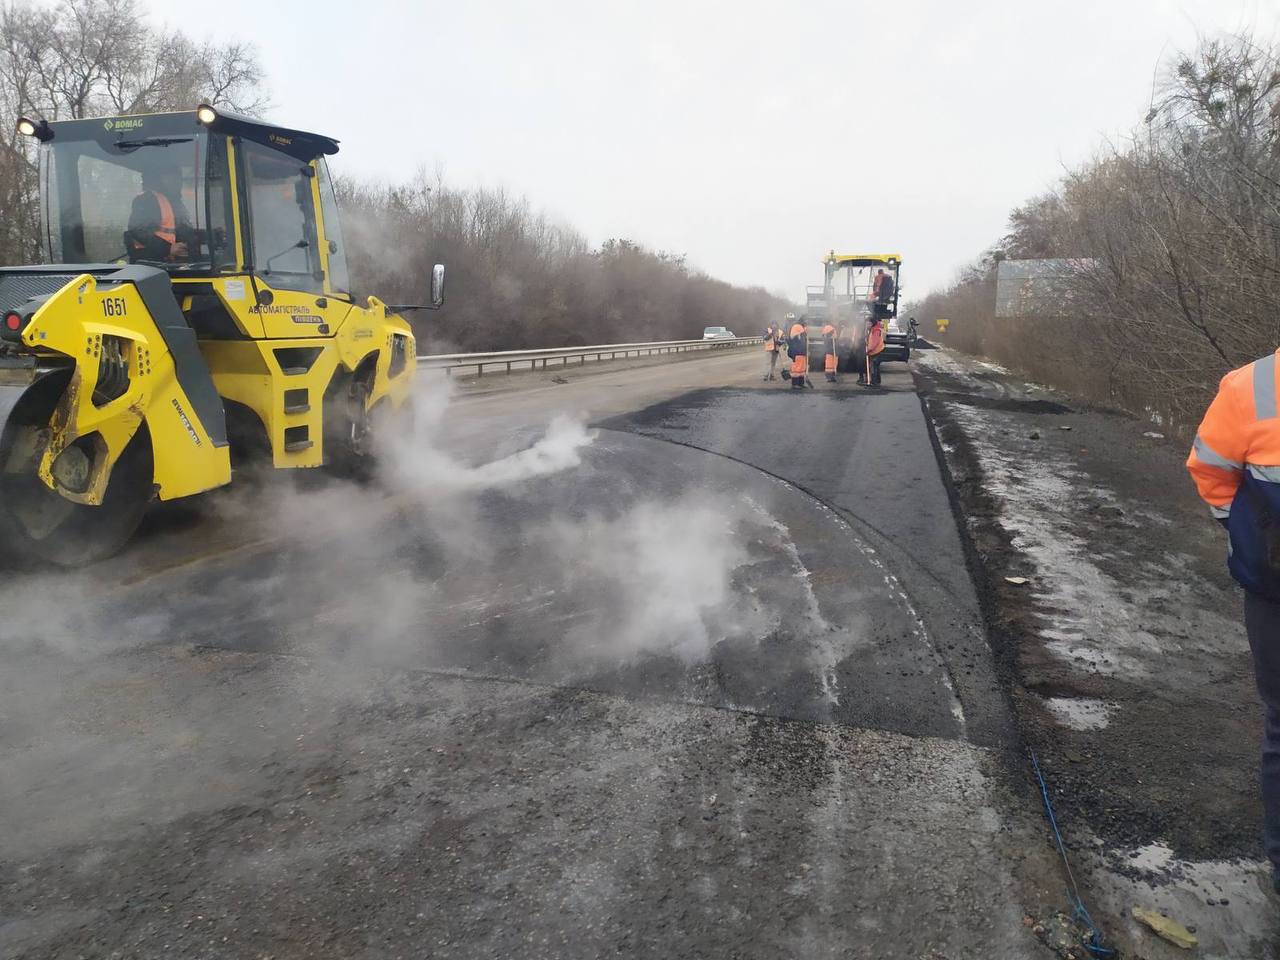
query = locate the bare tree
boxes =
[911,31,1280,438]
[338,173,790,352]
[0,0,267,266]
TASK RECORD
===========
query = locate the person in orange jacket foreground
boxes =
[857,316,885,386]
[1188,347,1280,893]
[787,317,811,390]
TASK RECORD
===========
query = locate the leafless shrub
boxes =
[0,0,267,266]
[337,172,788,351]
[911,32,1280,437]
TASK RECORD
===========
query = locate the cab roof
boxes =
[823,252,902,267]
[45,108,340,162]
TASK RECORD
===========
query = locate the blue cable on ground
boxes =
[1029,747,1116,958]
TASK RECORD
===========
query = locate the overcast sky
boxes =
[146,0,1279,300]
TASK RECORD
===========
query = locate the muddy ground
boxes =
[914,344,1276,955]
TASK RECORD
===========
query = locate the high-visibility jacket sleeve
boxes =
[1187,371,1248,515]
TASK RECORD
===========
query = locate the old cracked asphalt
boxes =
[0,348,1063,959]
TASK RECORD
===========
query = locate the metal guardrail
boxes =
[417,336,763,376]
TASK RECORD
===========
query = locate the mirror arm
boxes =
[386,303,442,312]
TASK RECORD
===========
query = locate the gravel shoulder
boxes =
[914,344,1280,957]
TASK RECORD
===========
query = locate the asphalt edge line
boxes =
[912,372,1034,779]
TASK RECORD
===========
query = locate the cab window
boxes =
[316,158,351,297]
[241,139,322,293]
[43,134,206,267]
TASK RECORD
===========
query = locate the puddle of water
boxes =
[1043,696,1115,730]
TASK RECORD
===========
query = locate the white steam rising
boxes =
[540,493,767,666]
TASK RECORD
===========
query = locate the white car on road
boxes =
[702,326,736,340]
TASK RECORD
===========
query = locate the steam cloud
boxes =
[0,361,790,872]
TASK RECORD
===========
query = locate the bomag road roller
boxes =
[0,105,444,565]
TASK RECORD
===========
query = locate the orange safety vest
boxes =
[789,322,808,375]
[765,327,778,351]
[152,191,177,247]
[866,321,885,356]
[1188,348,1280,597]
[822,324,836,353]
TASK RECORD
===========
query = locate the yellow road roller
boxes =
[0,105,443,565]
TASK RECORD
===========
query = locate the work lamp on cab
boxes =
[195,104,218,126]
[15,116,52,141]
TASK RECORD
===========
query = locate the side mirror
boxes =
[430,263,445,308]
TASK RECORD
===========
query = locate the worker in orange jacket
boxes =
[763,317,787,381]
[1188,347,1280,892]
[857,317,886,386]
[822,322,838,382]
[787,317,810,390]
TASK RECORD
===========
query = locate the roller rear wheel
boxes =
[0,375,153,567]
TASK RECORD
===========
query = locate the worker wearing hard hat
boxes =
[1187,347,1280,893]
[763,317,787,381]
[787,316,811,390]
[822,321,838,383]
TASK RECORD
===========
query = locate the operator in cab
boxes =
[126,158,195,262]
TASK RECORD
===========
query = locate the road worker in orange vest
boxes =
[126,158,195,262]
[763,316,788,380]
[1188,347,1280,893]
[874,269,895,321]
[857,316,886,386]
[871,268,887,304]
[822,321,838,382]
[787,316,811,390]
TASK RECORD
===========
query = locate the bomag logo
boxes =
[269,134,293,146]
[103,118,145,132]
[171,397,202,447]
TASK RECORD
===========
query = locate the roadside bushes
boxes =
[338,175,788,352]
[912,32,1280,437]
